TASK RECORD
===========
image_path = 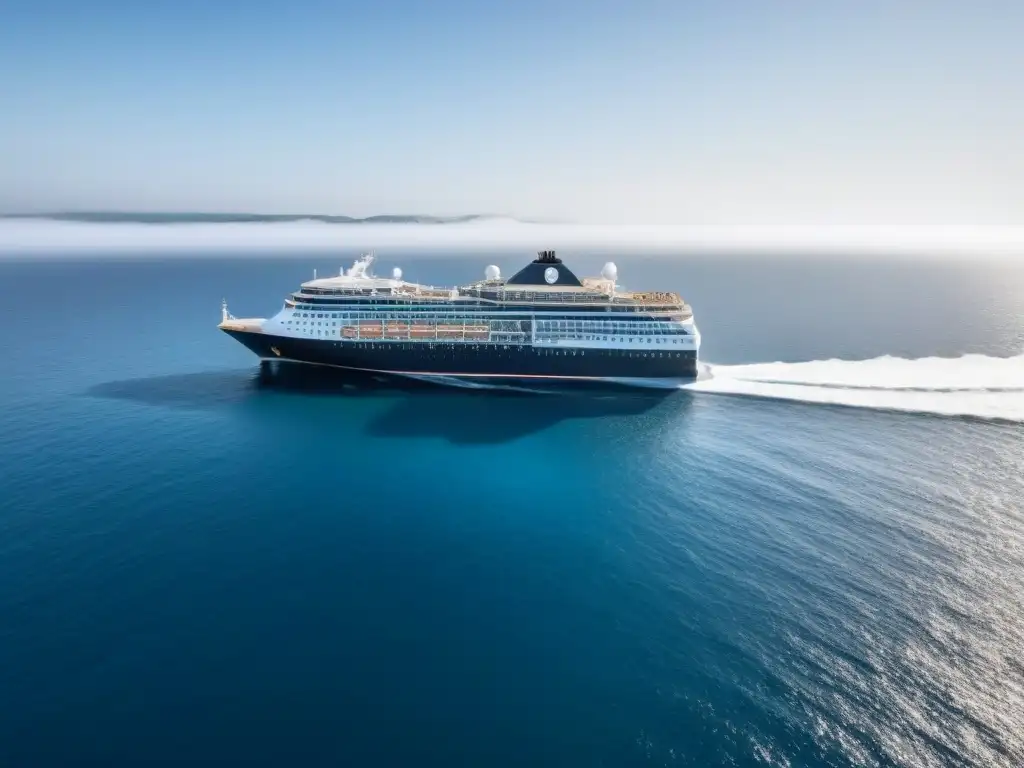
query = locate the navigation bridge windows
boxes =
[284,309,349,337]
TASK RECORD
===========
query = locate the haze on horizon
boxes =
[2,0,1022,226]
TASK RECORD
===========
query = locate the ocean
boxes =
[1,247,1022,767]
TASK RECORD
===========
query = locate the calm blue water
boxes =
[1,252,1023,767]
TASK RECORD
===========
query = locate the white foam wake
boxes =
[397,372,552,394]
[684,354,1024,421]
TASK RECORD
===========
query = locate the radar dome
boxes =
[392,267,403,280]
[601,262,618,282]
[485,264,501,280]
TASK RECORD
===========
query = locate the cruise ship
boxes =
[219,251,700,386]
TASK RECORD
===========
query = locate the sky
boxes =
[1,0,1022,225]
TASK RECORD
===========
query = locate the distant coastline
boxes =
[0,212,524,225]
[2,215,1022,260]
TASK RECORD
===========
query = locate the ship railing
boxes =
[295,285,688,311]
[340,319,530,342]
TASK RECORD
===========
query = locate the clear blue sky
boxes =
[2,0,1022,224]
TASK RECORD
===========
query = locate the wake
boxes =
[683,354,1024,422]
[397,372,558,395]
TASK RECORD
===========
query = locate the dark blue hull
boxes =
[223,329,698,383]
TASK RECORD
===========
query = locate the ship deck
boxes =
[219,318,265,333]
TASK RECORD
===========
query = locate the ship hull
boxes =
[223,329,698,384]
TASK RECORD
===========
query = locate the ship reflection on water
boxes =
[255,360,685,444]
[86,360,687,445]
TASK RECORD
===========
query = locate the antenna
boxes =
[313,268,317,279]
